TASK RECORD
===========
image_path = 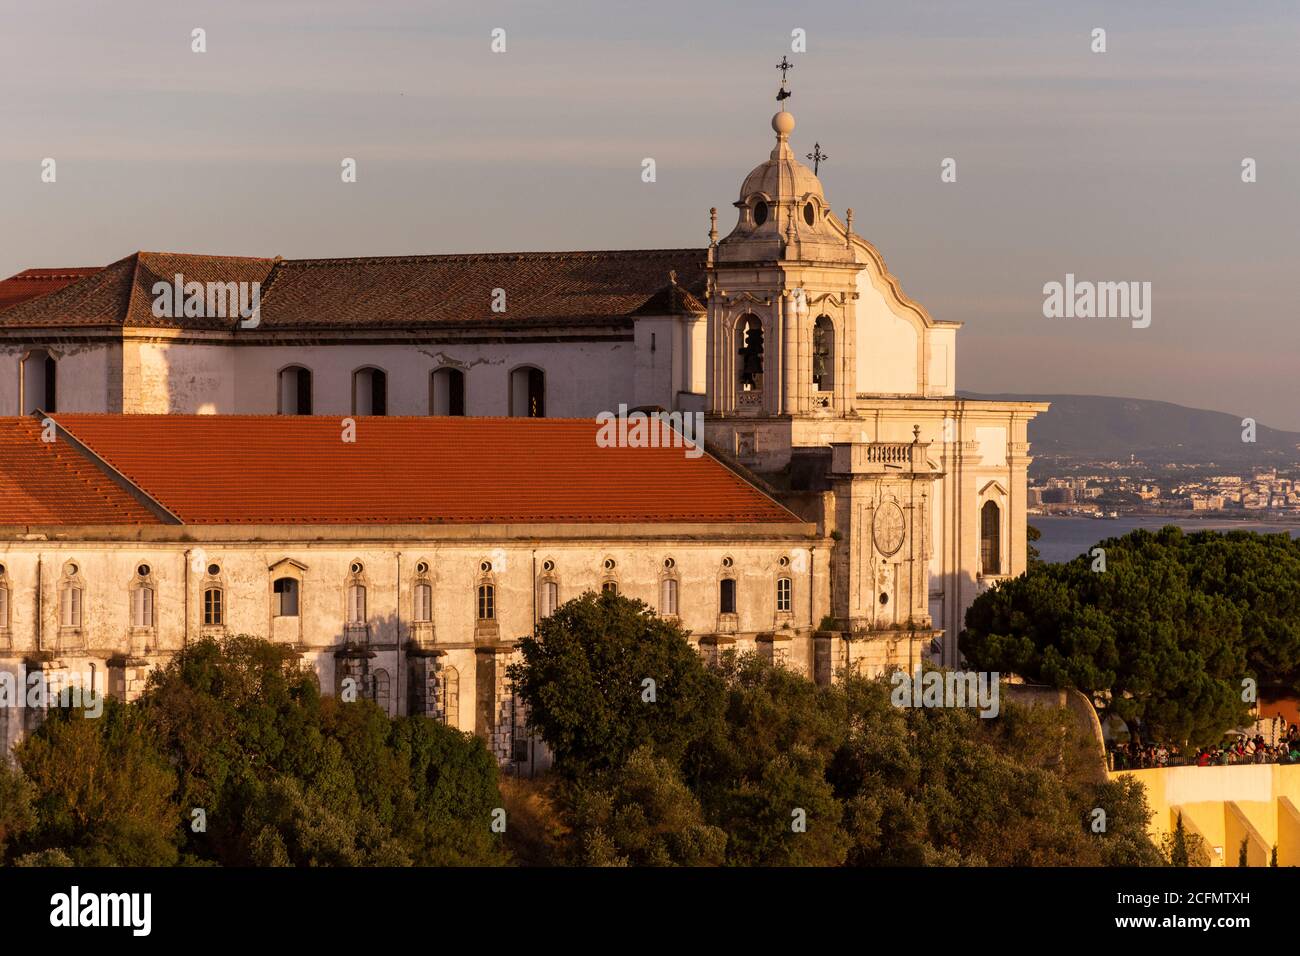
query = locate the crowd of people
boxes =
[1110,725,1300,770]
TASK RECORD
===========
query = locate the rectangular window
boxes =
[540,581,558,617]
[274,578,299,617]
[776,577,792,613]
[602,581,618,596]
[661,578,678,616]
[720,578,736,615]
[477,584,495,621]
[415,583,432,622]
[132,586,155,628]
[203,588,223,626]
[60,586,82,628]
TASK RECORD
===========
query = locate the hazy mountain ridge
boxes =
[960,393,1300,465]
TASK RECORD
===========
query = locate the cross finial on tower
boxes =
[807,143,827,174]
[776,56,793,102]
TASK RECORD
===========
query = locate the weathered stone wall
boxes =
[0,525,820,763]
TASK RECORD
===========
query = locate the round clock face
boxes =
[872,501,906,556]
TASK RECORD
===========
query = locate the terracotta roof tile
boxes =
[0,249,708,331]
[0,268,101,312]
[48,415,799,526]
[0,418,158,525]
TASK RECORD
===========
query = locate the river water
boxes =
[1032,515,1300,565]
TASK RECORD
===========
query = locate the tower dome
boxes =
[718,107,850,264]
[738,110,825,203]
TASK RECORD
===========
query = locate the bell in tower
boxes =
[738,318,764,391]
[705,84,864,451]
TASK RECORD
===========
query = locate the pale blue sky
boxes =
[1,0,1297,425]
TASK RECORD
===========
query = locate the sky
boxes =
[1,0,1297,425]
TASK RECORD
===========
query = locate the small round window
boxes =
[207,564,220,576]
[722,556,734,569]
[416,561,429,575]
[879,592,890,606]
[350,561,364,575]
[542,560,555,573]
[137,564,151,577]
[480,560,493,573]
[754,201,769,226]
[803,202,816,226]
[603,558,617,571]
[67,564,79,577]
[663,557,675,570]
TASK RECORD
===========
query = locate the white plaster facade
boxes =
[0,102,1046,760]
[0,524,825,763]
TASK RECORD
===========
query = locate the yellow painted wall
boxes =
[1113,764,1300,866]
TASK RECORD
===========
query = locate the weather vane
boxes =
[776,55,793,103]
[807,142,828,174]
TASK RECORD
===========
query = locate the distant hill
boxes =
[960,393,1300,466]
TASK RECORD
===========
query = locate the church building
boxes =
[0,98,1045,761]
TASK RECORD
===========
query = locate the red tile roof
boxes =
[0,419,159,525]
[47,415,798,526]
[0,268,101,312]
[0,250,707,331]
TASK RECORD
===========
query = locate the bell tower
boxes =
[704,86,944,678]
[705,103,865,469]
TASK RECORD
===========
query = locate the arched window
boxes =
[441,666,460,729]
[660,578,679,616]
[601,581,618,596]
[431,367,466,416]
[353,367,388,415]
[540,580,559,618]
[414,582,432,622]
[509,366,545,418]
[776,576,792,613]
[278,366,313,415]
[719,578,737,615]
[130,563,155,628]
[980,500,1002,576]
[477,583,495,621]
[813,316,834,391]
[21,349,57,414]
[203,587,223,626]
[60,562,84,629]
[346,584,366,623]
[737,315,764,392]
[369,668,391,714]
[273,577,299,617]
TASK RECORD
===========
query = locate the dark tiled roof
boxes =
[48,415,799,526]
[0,418,158,526]
[0,268,101,312]
[0,253,279,330]
[0,249,708,331]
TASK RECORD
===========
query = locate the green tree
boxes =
[1161,811,1210,867]
[566,747,726,866]
[510,591,725,776]
[1027,522,1042,567]
[0,759,36,862]
[16,700,180,866]
[960,528,1293,744]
